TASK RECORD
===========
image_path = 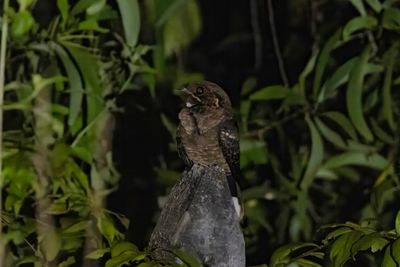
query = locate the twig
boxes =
[0,0,10,264]
[250,0,263,70]
[266,0,289,87]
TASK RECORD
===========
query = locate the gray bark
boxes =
[149,164,245,267]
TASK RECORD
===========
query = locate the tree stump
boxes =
[149,164,245,267]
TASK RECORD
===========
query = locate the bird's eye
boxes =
[196,86,204,95]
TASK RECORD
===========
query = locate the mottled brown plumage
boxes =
[176,81,242,217]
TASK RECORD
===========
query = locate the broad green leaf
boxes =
[381,46,397,131]
[249,85,289,101]
[312,30,342,97]
[63,221,88,234]
[322,111,358,141]
[365,0,382,13]
[270,243,318,267]
[392,238,400,263]
[85,248,110,259]
[301,117,324,189]
[330,231,362,267]
[323,152,388,170]
[381,243,397,267]
[349,0,366,16]
[315,117,347,149]
[346,46,373,142]
[351,232,388,255]
[174,249,202,267]
[111,242,138,257]
[11,10,35,37]
[57,0,69,22]
[105,251,137,267]
[343,16,377,40]
[53,43,83,126]
[97,213,123,244]
[396,210,400,235]
[40,228,62,261]
[163,0,201,56]
[382,8,400,30]
[117,0,140,47]
[78,18,108,32]
[323,227,352,244]
[87,0,106,15]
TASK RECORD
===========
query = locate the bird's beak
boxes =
[180,87,202,107]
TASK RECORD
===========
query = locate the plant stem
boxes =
[0,0,10,264]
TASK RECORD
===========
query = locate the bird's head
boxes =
[180,81,232,111]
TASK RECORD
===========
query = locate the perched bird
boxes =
[176,81,242,219]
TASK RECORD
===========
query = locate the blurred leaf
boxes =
[349,0,366,16]
[312,30,341,97]
[87,0,106,15]
[240,138,268,167]
[71,0,98,15]
[11,10,35,37]
[323,227,352,244]
[163,0,201,56]
[370,118,395,144]
[381,46,397,131]
[58,256,75,267]
[294,258,322,267]
[57,0,69,22]
[111,242,138,257]
[53,43,83,126]
[330,231,362,267]
[301,117,324,189]
[249,85,289,101]
[40,228,62,261]
[117,0,140,47]
[351,232,388,255]
[86,248,110,259]
[323,152,388,170]
[315,117,346,149]
[396,210,400,235]
[270,243,318,267]
[174,249,202,267]
[322,112,358,141]
[17,0,34,10]
[241,76,257,96]
[382,8,400,30]
[365,0,382,12]
[79,18,108,32]
[381,243,397,267]
[346,46,373,142]
[343,16,377,40]
[299,52,318,98]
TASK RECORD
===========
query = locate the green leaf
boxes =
[330,231,362,267]
[53,43,83,126]
[392,238,400,263]
[117,0,140,47]
[382,46,397,131]
[343,16,377,40]
[11,10,35,37]
[315,117,347,149]
[351,232,388,256]
[85,248,110,259]
[163,0,201,56]
[64,45,102,123]
[299,52,318,98]
[370,118,395,144]
[323,227,352,244]
[294,258,322,267]
[105,251,137,267]
[174,249,202,267]
[323,152,388,170]
[396,210,400,235]
[58,256,75,267]
[301,117,324,189]
[17,0,33,10]
[111,242,138,257]
[57,0,69,22]
[71,0,98,15]
[382,8,400,30]
[249,85,289,101]
[312,30,342,97]
[349,0,366,16]
[78,18,108,32]
[346,46,374,142]
[322,111,358,141]
[40,228,62,261]
[270,243,318,267]
[365,0,383,13]
[381,243,397,267]
[86,0,106,15]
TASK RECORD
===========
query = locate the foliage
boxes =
[1,0,400,266]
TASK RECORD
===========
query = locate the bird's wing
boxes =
[176,124,193,169]
[218,119,240,181]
